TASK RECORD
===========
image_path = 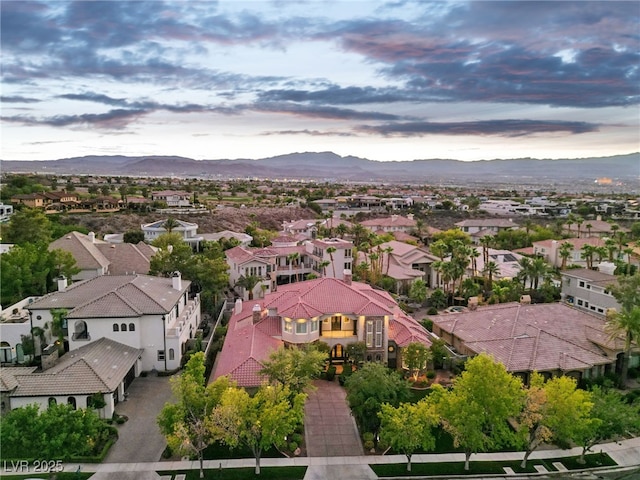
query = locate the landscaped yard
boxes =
[157,466,307,480]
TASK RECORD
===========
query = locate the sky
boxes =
[1,1,639,162]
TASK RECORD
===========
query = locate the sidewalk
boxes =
[9,436,637,479]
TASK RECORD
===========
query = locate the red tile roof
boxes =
[433,302,616,373]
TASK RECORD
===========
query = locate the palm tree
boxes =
[469,248,481,278]
[605,238,618,261]
[585,223,593,237]
[614,231,627,259]
[479,235,494,265]
[558,242,572,270]
[517,257,533,289]
[335,223,348,239]
[606,307,640,386]
[623,248,634,267]
[483,261,500,293]
[235,275,261,300]
[565,213,577,236]
[529,257,548,290]
[326,246,337,278]
[350,223,370,247]
[287,252,300,283]
[581,245,596,270]
[163,217,180,233]
[575,216,584,238]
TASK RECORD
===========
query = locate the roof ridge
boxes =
[63,358,111,391]
[116,280,166,313]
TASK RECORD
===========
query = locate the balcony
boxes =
[321,330,357,339]
[166,295,200,338]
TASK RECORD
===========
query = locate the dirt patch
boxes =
[61,206,319,237]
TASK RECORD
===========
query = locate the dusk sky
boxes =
[1,1,639,162]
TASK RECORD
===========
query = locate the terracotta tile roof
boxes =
[225,245,256,264]
[96,242,155,275]
[214,278,431,387]
[456,219,518,228]
[433,302,616,373]
[29,275,189,318]
[11,338,142,397]
[0,367,37,392]
[361,216,416,228]
[49,231,110,271]
[392,231,418,242]
[534,237,606,249]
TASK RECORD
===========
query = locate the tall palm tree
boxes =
[326,246,337,278]
[469,248,481,278]
[287,252,300,283]
[350,223,370,248]
[575,216,584,238]
[235,275,261,300]
[335,223,348,239]
[517,257,533,289]
[585,223,593,237]
[479,235,494,265]
[606,307,640,386]
[483,261,500,293]
[529,257,548,290]
[605,238,618,261]
[581,245,596,270]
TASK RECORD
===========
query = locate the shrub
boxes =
[427,307,438,315]
[291,433,303,445]
[326,365,336,381]
[422,318,434,331]
[362,432,374,442]
[426,371,436,380]
[377,438,389,451]
[364,440,375,451]
[288,441,298,452]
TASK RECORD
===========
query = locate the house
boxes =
[49,231,155,280]
[532,237,606,269]
[565,217,630,238]
[357,240,438,291]
[151,190,191,208]
[432,302,632,384]
[201,230,253,246]
[455,218,518,243]
[10,191,80,210]
[0,297,39,365]
[225,237,354,299]
[212,276,432,388]
[0,203,14,223]
[360,214,417,233]
[471,248,527,281]
[27,273,200,372]
[281,219,319,239]
[560,269,620,317]
[1,338,142,418]
[141,219,203,248]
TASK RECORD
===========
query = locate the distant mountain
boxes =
[1,152,638,185]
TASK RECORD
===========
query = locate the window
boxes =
[311,319,319,332]
[344,262,352,271]
[169,349,175,361]
[113,323,119,332]
[577,299,583,306]
[157,350,165,361]
[67,397,76,409]
[345,249,352,258]
[579,281,586,288]
[296,321,307,334]
[48,397,57,407]
[366,320,373,347]
[129,323,135,331]
[121,323,127,332]
[375,319,383,348]
[284,320,293,334]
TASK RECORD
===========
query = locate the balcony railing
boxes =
[320,330,357,339]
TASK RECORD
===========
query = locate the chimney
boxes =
[407,213,414,220]
[57,276,68,292]
[88,231,96,243]
[343,269,352,285]
[252,304,261,324]
[41,343,59,371]
[235,298,243,315]
[596,215,602,221]
[172,271,182,290]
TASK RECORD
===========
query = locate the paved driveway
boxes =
[104,374,175,463]
[304,379,364,457]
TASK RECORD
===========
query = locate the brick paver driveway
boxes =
[304,379,364,457]
[104,374,175,463]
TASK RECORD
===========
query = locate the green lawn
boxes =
[202,442,283,460]
[370,452,616,477]
[157,466,307,480]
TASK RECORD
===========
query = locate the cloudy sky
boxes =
[1,1,639,162]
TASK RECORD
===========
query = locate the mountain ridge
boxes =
[1,152,638,185]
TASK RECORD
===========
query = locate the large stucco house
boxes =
[212,276,432,388]
[27,273,200,372]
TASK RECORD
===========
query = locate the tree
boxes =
[259,345,327,394]
[162,217,180,233]
[606,273,640,385]
[403,342,432,381]
[542,376,597,452]
[209,383,306,474]
[235,275,261,301]
[428,288,448,310]
[326,246,337,277]
[482,261,500,293]
[345,341,367,365]
[430,338,450,369]
[344,362,411,435]
[437,353,524,470]
[518,373,552,468]
[123,230,146,244]
[158,353,232,479]
[558,242,573,270]
[408,279,427,305]
[378,398,439,471]
[3,208,52,245]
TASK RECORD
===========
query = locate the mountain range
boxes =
[1,152,638,185]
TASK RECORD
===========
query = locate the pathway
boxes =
[304,379,364,457]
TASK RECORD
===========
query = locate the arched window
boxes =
[48,397,57,407]
[129,323,135,332]
[169,349,175,361]
[121,323,127,332]
[113,323,119,332]
[73,320,89,341]
[67,397,76,409]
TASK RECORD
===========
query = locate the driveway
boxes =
[304,379,364,457]
[104,374,175,463]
